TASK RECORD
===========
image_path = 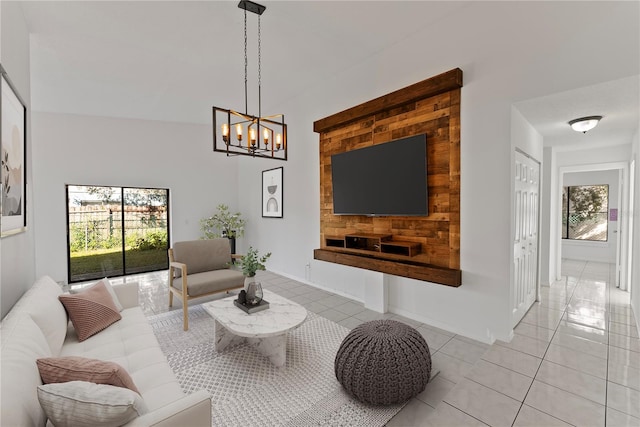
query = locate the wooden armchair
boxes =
[168,238,244,330]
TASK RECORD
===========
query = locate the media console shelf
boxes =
[318,233,461,286]
[345,233,391,251]
[381,241,422,257]
[325,234,421,257]
[325,236,347,248]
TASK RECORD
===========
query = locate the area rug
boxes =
[147,304,407,426]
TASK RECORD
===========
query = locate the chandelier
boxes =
[213,0,287,161]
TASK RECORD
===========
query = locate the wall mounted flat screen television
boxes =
[331,134,428,216]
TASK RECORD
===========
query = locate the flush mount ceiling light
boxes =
[568,116,602,134]
[212,0,287,160]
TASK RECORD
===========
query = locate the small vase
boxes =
[245,278,263,306]
[244,276,254,292]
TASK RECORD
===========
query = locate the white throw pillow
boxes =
[99,277,124,312]
[70,277,124,311]
[37,381,147,427]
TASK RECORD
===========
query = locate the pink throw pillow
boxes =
[59,281,121,341]
[37,356,140,394]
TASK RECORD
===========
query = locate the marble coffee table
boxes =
[202,289,307,367]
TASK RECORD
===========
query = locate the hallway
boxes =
[512,259,639,425]
[388,259,639,426]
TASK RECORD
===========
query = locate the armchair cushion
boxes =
[172,239,231,276]
[172,269,245,297]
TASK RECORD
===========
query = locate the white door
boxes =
[625,160,635,292]
[616,170,623,288]
[512,151,540,327]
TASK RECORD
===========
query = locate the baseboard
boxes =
[388,304,496,345]
[268,268,498,344]
[265,268,364,304]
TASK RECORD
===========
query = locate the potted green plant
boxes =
[236,247,271,301]
[236,246,271,278]
[200,204,246,254]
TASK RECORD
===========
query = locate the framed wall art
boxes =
[262,167,283,218]
[1,64,28,237]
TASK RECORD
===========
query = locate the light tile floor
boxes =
[100,259,638,426]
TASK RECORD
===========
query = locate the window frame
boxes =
[561,184,609,242]
[65,184,171,283]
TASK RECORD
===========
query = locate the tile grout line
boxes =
[439,402,491,426]
[510,260,587,427]
[603,262,614,427]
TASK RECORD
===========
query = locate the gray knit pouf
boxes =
[334,319,431,405]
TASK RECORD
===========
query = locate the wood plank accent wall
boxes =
[313,68,463,286]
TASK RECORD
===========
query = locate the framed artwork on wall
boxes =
[262,167,283,218]
[1,64,27,237]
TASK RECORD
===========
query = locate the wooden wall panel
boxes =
[314,68,462,286]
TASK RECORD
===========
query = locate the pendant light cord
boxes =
[258,15,262,120]
[244,8,248,115]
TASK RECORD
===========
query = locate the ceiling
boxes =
[515,75,639,151]
[21,1,470,124]
[17,1,640,151]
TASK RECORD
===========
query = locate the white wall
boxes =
[234,104,320,284]
[561,170,620,262]
[1,1,36,318]
[556,144,632,167]
[540,147,558,285]
[511,107,544,162]
[631,128,640,331]
[31,112,240,283]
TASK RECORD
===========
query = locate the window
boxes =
[562,185,608,241]
[66,185,170,283]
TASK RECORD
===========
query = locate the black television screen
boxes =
[331,134,428,216]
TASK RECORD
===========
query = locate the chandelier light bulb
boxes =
[250,128,257,147]
[222,124,229,143]
[236,123,243,141]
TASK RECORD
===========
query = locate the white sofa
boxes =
[1,275,211,426]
